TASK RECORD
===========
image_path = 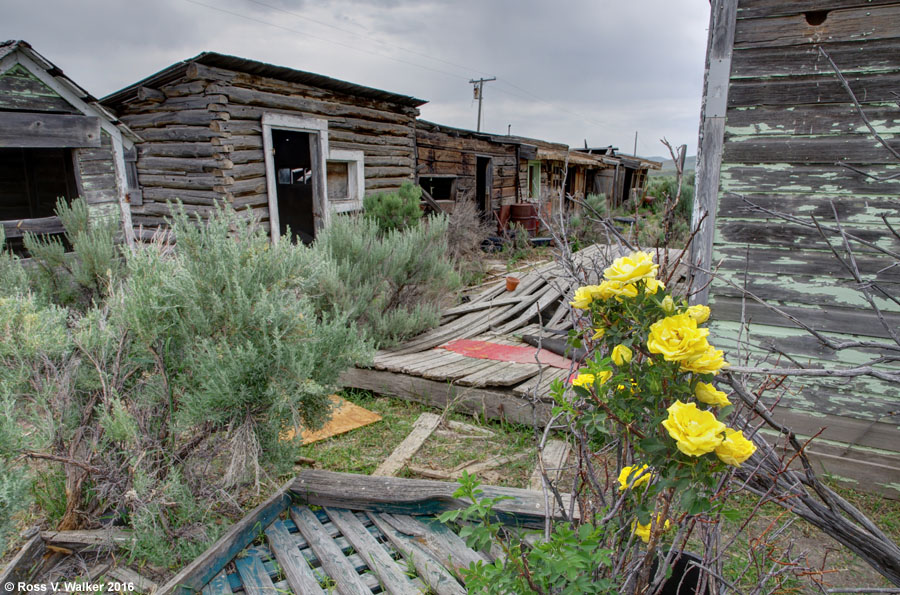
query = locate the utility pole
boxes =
[633,131,638,156]
[469,77,496,132]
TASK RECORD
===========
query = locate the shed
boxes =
[0,40,138,252]
[101,52,426,243]
[691,1,900,495]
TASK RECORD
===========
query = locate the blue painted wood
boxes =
[265,520,325,594]
[234,553,276,595]
[290,506,372,595]
[200,571,232,595]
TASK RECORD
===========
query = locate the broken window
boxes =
[418,176,456,201]
[527,161,541,200]
[326,149,364,213]
[0,147,78,254]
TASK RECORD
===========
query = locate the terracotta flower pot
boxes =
[506,276,520,291]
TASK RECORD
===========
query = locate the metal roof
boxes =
[102,51,427,109]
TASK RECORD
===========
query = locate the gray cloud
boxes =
[5,0,709,155]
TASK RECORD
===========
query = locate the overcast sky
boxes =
[7,0,711,158]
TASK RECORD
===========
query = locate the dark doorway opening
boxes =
[475,156,492,219]
[0,147,78,255]
[419,176,455,200]
[272,129,316,244]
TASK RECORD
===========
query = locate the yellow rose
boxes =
[645,278,665,294]
[618,464,652,491]
[569,286,596,310]
[591,327,606,340]
[611,344,633,366]
[571,373,594,389]
[596,280,638,301]
[695,382,731,407]
[661,295,675,314]
[604,251,659,284]
[632,515,672,543]
[681,346,728,376]
[687,304,711,324]
[661,401,726,457]
[715,428,757,466]
[596,370,613,385]
[647,314,711,363]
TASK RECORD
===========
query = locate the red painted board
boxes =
[441,339,576,370]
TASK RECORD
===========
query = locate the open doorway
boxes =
[271,129,316,244]
[475,156,492,219]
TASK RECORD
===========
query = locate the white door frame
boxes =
[261,113,329,243]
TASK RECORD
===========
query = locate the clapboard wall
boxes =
[695,1,900,495]
[103,55,422,236]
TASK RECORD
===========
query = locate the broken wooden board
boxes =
[529,439,573,492]
[280,395,381,445]
[441,338,576,369]
[373,412,442,477]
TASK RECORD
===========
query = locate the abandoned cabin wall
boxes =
[694,0,900,495]
[414,121,518,214]
[0,43,131,251]
[105,60,420,237]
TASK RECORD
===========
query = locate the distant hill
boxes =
[647,155,696,177]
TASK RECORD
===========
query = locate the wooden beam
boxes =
[291,470,578,528]
[2,216,65,239]
[374,412,442,477]
[419,187,446,213]
[0,535,46,590]
[689,0,738,305]
[40,529,132,550]
[0,113,101,148]
[529,439,572,492]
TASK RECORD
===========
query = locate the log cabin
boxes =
[0,40,139,253]
[101,52,426,243]
[691,1,900,495]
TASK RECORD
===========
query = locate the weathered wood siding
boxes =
[415,123,518,211]
[112,62,418,234]
[708,1,900,494]
[0,62,121,227]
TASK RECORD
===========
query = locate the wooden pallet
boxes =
[157,471,575,595]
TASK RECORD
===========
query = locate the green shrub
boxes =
[304,213,459,347]
[363,182,423,233]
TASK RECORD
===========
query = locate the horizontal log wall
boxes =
[709,1,900,494]
[415,127,518,210]
[115,62,418,231]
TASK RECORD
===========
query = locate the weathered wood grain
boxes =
[325,508,420,595]
[0,113,101,148]
[374,412,442,477]
[724,134,900,164]
[381,514,486,579]
[729,71,900,107]
[529,439,572,492]
[0,535,46,591]
[731,38,900,78]
[734,4,900,48]
[200,571,232,595]
[737,0,900,19]
[234,553,276,595]
[292,470,578,528]
[726,104,900,138]
[264,520,325,595]
[720,163,900,195]
[290,506,371,595]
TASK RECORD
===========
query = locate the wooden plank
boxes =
[290,506,371,595]
[40,528,132,549]
[325,508,420,595]
[381,514,486,579]
[264,520,325,595]
[156,480,292,595]
[723,134,900,165]
[720,162,900,196]
[725,103,900,138]
[106,567,158,594]
[374,412,442,477]
[731,38,900,79]
[0,112,101,148]
[201,571,232,595]
[734,4,900,49]
[690,0,738,305]
[367,512,466,595]
[398,351,469,376]
[456,361,541,388]
[418,356,497,382]
[0,534,46,590]
[234,552,277,595]
[340,367,553,427]
[529,439,572,491]
[2,216,65,239]
[716,221,898,254]
[729,71,900,107]
[737,0,900,19]
[716,194,900,232]
[512,367,570,398]
[292,470,578,528]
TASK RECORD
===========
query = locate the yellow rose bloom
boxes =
[687,304,711,324]
[645,278,665,294]
[661,400,726,457]
[569,286,596,310]
[571,373,595,389]
[681,346,728,375]
[604,251,659,284]
[647,314,711,363]
[661,295,675,314]
[611,344,633,366]
[596,280,638,301]
[695,382,731,407]
[715,428,757,466]
[632,515,672,543]
[618,464,652,491]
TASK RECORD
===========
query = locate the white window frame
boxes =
[326,149,365,213]
[261,113,329,243]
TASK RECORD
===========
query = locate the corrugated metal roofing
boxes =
[102,51,427,109]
